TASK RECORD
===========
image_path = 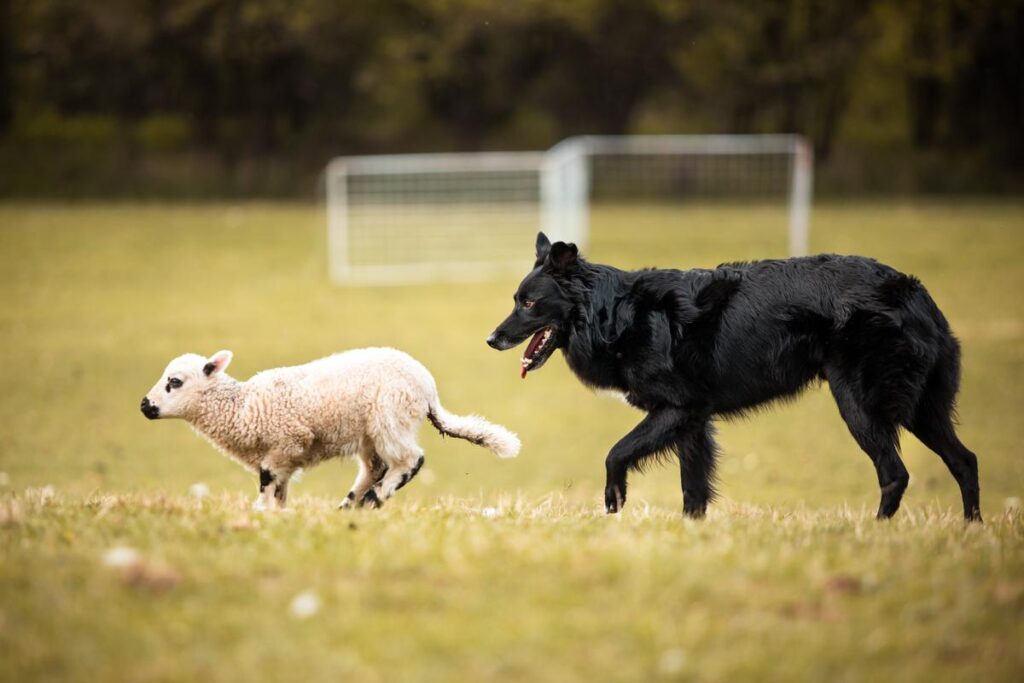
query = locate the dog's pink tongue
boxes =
[520,329,546,379]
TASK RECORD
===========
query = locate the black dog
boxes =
[487,233,981,521]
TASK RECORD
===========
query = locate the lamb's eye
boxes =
[523,300,536,309]
[167,377,183,390]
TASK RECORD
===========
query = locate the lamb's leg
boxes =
[274,478,290,508]
[374,452,424,502]
[253,434,312,510]
[340,448,388,509]
[362,430,424,505]
[253,467,274,510]
[254,465,294,511]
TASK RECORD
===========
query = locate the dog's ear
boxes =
[547,241,578,272]
[534,232,552,267]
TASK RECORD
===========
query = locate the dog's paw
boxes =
[604,484,625,514]
[338,491,356,510]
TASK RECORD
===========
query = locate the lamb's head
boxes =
[140,350,233,420]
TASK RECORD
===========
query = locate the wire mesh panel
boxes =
[544,135,813,258]
[326,136,812,284]
[327,153,546,284]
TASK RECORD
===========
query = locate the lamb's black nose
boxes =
[140,397,159,420]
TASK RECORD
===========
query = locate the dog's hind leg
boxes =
[906,361,981,521]
[908,413,981,521]
[604,407,685,514]
[676,421,718,518]
[829,378,909,519]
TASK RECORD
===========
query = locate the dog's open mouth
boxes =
[520,327,554,378]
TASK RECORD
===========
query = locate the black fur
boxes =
[359,488,381,509]
[488,233,981,521]
[259,467,273,492]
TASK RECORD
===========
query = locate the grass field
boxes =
[1,200,1023,681]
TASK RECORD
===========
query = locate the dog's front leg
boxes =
[604,407,685,513]
[677,420,718,518]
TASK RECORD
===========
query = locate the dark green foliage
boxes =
[2,0,1022,196]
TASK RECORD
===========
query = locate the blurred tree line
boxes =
[1,0,1021,197]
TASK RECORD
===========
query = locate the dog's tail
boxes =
[426,397,520,459]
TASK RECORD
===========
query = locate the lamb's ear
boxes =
[534,232,552,267]
[547,241,578,272]
[203,350,233,376]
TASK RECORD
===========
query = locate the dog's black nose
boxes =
[486,332,502,349]
[140,397,159,420]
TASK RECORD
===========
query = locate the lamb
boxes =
[140,348,520,510]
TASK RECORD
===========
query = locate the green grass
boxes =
[1,200,1023,681]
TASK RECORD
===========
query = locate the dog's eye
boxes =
[523,300,535,309]
[166,377,183,392]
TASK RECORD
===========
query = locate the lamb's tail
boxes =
[427,400,520,459]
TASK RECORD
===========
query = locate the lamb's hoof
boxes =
[358,488,382,509]
[338,491,356,510]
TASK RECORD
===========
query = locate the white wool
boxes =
[427,405,520,459]
[143,347,519,506]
